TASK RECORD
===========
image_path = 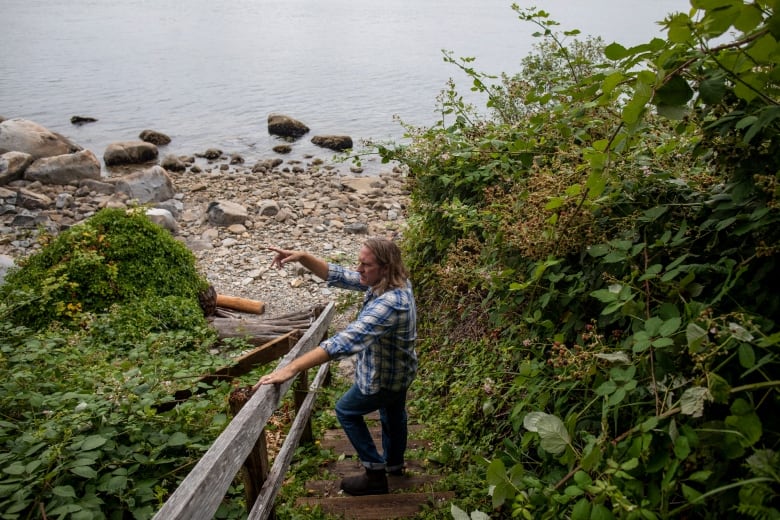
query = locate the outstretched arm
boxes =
[253,346,331,391]
[268,246,329,280]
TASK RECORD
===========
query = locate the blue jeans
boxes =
[335,384,408,472]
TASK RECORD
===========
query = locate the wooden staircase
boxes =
[296,420,455,519]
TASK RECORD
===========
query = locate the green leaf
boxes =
[81,435,108,451]
[596,380,617,396]
[708,373,731,403]
[581,441,602,471]
[680,387,713,418]
[451,505,471,520]
[738,343,756,368]
[668,13,693,43]
[699,75,727,104]
[734,3,763,32]
[99,474,128,492]
[587,244,610,257]
[572,498,592,520]
[486,458,507,486]
[632,337,653,353]
[591,503,616,520]
[659,317,681,337]
[604,42,629,60]
[71,465,98,479]
[525,412,571,455]
[674,435,691,460]
[746,449,780,478]
[654,75,694,106]
[644,317,663,336]
[681,483,702,503]
[686,323,708,352]
[652,337,675,348]
[53,485,77,498]
[608,387,627,406]
[3,462,26,475]
[166,432,189,447]
[729,322,755,342]
[688,470,713,483]
[656,104,689,120]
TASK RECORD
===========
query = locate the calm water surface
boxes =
[1,0,688,171]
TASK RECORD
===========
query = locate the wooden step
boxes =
[297,491,456,519]
[294,420,452,519]
[320,425,428,455]
[303,459,440,496]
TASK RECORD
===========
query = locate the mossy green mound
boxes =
[1,208,210,331]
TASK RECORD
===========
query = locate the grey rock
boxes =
[113,166,175,203]
[24,149,101,185]
[0,151,34,185]
[104,141,159,166]
[161,154,187,172]
[0,118,82,159]
[154,199,183,219]
[16,188,53,210]
[145,208,178,234]
[311,135,353,151]
[268,113,309,138]
[0,254,14,285]
[344,222,369,234]
[11,210,47,228]
[70,115,97,125]
[78,178,116,195]
[207,200,248,227]
[139,129,171,146]
[257,200,280,216]
[202,148,222,160]
[55,193,75,209]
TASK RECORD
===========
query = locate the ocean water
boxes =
[1,0,688,172]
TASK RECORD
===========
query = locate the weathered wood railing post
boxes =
[228,387,272,518]
[293,370,314,444]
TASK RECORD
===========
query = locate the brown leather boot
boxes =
[340,468,389,496]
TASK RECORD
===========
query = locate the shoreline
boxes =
[0,150,411,319]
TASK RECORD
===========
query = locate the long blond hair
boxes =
[364,237,409,295]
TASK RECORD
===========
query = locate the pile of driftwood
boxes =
[199,284,322,346]
[158,287,327,412]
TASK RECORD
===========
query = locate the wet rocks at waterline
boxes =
[0,118,410,306]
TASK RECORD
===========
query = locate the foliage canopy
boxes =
[377,1,780,518]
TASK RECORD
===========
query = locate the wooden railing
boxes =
[152,302,335,520]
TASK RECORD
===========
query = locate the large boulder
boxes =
[267,114,309,139]
[24,149,101,185]
[0,151,34,185]
[104,141,159,167]
[113,165,175,203]
[0,118,82,159]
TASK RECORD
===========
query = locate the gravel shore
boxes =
[1,154,412,326]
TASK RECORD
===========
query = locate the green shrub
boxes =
[380,3,780,518]
[1,208,209,331]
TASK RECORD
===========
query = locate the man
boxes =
[254,238,418,496]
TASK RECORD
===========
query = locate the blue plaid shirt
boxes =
[320,263,418,394]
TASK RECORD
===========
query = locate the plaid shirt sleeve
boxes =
[321,263,418,394]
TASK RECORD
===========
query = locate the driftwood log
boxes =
[198,285,266,316]
[210,305,324,347]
